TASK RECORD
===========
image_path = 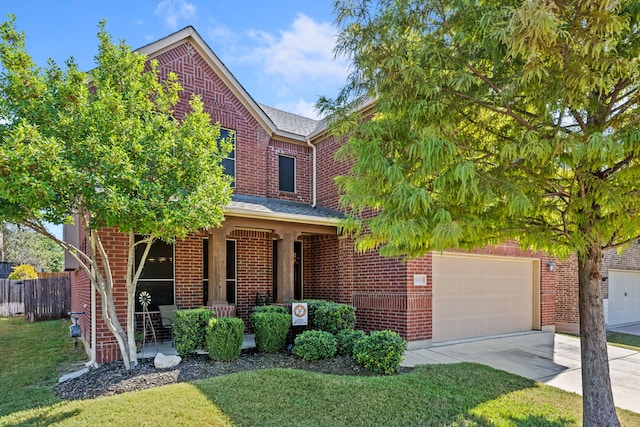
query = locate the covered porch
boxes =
[204,195,344,326]
[137,334,256,359]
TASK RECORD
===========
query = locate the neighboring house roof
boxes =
[258,104,325,138]
[226,195,343,226]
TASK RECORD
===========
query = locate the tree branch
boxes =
[443,88,536,131]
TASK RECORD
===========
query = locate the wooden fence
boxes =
[0,275,71,321]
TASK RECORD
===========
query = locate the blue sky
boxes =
[0,0,349,119]
[0,1,349,240]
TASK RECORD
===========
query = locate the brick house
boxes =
[66,26,576,364]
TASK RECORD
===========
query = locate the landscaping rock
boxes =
[154,353,182,369]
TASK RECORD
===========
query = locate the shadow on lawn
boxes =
[191,362,575,426]
[2,409,81,427]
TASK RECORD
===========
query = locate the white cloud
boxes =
[248,13,347,83]
[155,0,197,30]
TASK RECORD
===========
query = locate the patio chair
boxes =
[158,304,178,345]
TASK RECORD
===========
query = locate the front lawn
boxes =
[2,318,640,426]
[0,316,85,416]
[607,331,640,352]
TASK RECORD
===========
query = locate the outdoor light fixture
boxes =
[546,260,556,272]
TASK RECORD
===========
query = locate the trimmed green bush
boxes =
[206,317,245,361]
[293,330,337,361]
[306,300,356,334]
[251,311,291,353]
[353,330,407,375]
[252,305,288,315]
[336,329,367,357]
[173,308,214,357]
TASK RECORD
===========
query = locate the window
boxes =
[219,128,235,186]
[135,236,174,312]
[278,155,295,192]
[226,240,237,304]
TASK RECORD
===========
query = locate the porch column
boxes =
[208,227,227,305]
[277,231,297,303]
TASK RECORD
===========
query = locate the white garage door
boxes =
[432,253,536,342]
[608,270,640,326]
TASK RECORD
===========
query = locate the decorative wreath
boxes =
[293,303,307,318]
[139,291,152,309]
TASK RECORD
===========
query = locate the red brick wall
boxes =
[154,42,258,199]
[231,229,273,328]
[555,254,580,333]
[405,256,433,341]
[69,269,91,352]
[306,235,341,301]
[175,232,206,308]
[315,133,348,210]
[266,140,312,203]
[153,40,313,202]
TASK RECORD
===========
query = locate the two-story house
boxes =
[66,27,578,364]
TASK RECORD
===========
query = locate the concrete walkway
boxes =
[402,331,640,414]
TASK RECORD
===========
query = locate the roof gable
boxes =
[136,26,320,143]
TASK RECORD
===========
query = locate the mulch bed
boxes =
[55,348,409,401]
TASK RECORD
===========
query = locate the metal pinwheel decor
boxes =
[138,290,158,353]
[139,291,152,309]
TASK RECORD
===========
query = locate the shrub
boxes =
[206,317,245,361]
[336,329,367,357]
[292,330,337,361]
[252,305,288,315]
[7,264,38,280]
[353,330,407,375]
[305,300,356,334]
[173,308,214,357]
[251,311,291,353]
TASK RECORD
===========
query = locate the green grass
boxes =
[0,317,86,417]
[607,332,640,351]
[2,318,640,426]
[3,364,640,426]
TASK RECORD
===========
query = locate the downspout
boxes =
[85,280,98,368]
[305,137,317,208]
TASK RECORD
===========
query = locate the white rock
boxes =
[154,352,182,369]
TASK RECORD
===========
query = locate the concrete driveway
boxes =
[402,331,640,414]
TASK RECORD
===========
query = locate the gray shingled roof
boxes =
[228,194,343,221]
[258,104,326,137]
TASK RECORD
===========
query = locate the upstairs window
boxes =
[278,155,295,193]
[219,127,235,186]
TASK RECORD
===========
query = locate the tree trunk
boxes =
[578,242,620,426]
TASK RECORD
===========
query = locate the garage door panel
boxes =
[433,254,534,342]
[609,271,640,326]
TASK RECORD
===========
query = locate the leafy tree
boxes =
[320,1,640,425]
[0,17,233,369]
[2,223,64,271]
